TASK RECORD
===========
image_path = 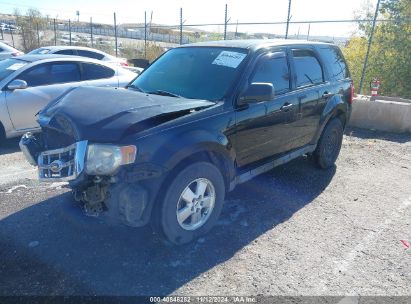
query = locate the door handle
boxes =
[280,103,294,112]
[322,92,333,98]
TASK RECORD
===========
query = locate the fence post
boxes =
[90,17,93,47]
[358,0,381,95]
[144,11,147,59]
[69,19,72,45]
[36,22,40,47]
[10,29,14,47]
[114,12,118,57]
[53,18,57,45]
[285,0,292,39]
[224,4,228,40]
[180,8,183,45]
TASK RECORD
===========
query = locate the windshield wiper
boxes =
[127,84,144,92]
[146,90,182,98]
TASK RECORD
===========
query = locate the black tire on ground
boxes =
[152,162,226,245]
[314,118,344,169]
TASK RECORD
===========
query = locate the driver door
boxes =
[234,51,299,167]
[5,61,83,131]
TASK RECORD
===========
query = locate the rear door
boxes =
[288,47,328,147]
[5,61,83,130]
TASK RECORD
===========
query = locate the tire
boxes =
[152,162,226,245]
[314,118,343,169]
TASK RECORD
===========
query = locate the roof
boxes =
[181,39,334,51]
[36,45,108,55]
[13,54,104,63]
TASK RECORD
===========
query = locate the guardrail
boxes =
[349,97,411,133]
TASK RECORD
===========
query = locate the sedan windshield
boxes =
[130,47,248,101]
[0,58,28,81]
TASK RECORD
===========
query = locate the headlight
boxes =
[85,144,137,175]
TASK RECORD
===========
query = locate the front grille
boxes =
[38,141,88,181]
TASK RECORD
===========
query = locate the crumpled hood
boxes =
[39,86,215,142]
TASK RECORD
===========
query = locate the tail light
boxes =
[11,51,24,56]
[348,83,355,104]
[120,62,129,67]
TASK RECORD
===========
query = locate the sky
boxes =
[0,0,370,37]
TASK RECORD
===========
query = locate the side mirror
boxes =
[238,82,274,105]
[8,79,28,90]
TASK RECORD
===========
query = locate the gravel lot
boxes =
[0,128,410,298]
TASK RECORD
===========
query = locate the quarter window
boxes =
[251,54,290,95]
[81,63,114,80]
[55,49,75,55]
[292,49,324,88]
[318,46,349,81]
[77,50,105,60]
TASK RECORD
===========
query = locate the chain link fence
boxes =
[0,0,409,96]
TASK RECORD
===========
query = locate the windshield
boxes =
[28,48,51,54]
[130,47,248,101]
[0,58,28,81]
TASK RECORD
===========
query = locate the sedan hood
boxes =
[39,86,215,142]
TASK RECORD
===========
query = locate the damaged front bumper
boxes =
[19,133,162,227]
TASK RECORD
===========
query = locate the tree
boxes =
[14,8,47,52]
[342,0,411,98]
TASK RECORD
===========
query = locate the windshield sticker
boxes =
[6,63,26,71]
[212,51,247,68]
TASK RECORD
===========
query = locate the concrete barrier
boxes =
[349,98,411,133]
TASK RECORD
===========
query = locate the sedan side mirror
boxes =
[8,79,28,90]
[238,82,274,105]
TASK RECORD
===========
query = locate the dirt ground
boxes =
[0,127,410,299]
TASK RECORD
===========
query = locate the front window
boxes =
[129,47,248,101]
[0,58,28,82]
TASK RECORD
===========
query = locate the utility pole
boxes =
[285,0,292,39]
[358,0,381,94]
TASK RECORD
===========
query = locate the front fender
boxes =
[0,91,14,137]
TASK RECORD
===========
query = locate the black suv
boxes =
[21,40,353,244]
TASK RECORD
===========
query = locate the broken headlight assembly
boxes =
[85,144,137,176]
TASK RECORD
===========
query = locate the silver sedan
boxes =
[0,55,137,141]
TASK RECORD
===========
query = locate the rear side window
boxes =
[55,49,75,55]
[77,50,104,60]
[251,54,290,95]
[318,46,350,80]
[18,62,81,86]
[50,63,81,83]
[81,63,114,80]
[292,49,324,88]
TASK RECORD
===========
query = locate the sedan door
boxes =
[5,61,84,131]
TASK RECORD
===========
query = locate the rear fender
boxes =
[313,94,348,143]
